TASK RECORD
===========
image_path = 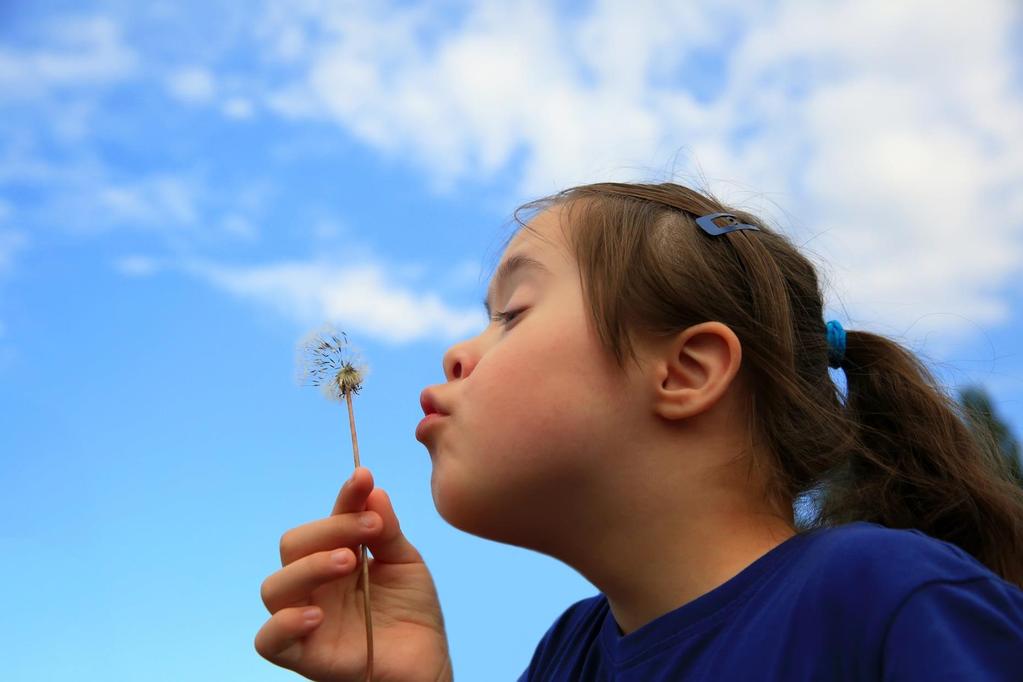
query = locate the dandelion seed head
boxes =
[295,323,370,402]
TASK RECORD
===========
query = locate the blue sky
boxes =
[1,1,1022,680]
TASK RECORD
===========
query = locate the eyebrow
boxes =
[482,253,551,317]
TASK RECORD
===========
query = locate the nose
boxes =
[442,338,481,381]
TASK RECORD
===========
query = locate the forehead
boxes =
[506,202,574,258]
[483,204,572,312]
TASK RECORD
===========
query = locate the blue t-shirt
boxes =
[517,521,1023,681]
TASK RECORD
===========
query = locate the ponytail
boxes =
[818,330,1023,587]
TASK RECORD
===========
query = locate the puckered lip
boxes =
[419,388,450,417]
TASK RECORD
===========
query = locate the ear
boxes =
[649,321,743,421]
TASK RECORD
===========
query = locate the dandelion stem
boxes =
[345,390,374,682]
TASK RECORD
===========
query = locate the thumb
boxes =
[363,488,423,564]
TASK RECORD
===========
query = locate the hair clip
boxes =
[695,212,760,236]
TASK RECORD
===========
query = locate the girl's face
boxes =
[418,204,649,551]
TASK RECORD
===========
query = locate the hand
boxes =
[255,467,453,681]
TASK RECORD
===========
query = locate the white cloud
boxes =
[256,0,740,193]
[185,257,484,345]
[0,15,137,99]
[166,66,216,104]
[251,0,1023,343]
[716,0,1023,344]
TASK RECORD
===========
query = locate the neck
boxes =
[548,443,795,636]
[600,505,795,635]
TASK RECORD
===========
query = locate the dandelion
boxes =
[296,324,374,681]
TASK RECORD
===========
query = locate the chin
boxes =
[430,462,488,534]
[430,463,556,552]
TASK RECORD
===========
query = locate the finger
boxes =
[331,466,374,516]
[254,604,324,670]
[279,510,383,567]
[362,488,424,565]
[262,547,358,613]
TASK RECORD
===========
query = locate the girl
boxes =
[255,182,1023,681]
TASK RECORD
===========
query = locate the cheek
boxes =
[470,332,595,441]
[430,327,624,545]
[457,325,614,481]
[463,352,558,459]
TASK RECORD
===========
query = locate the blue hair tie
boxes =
[825,320,846,369]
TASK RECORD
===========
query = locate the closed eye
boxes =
[491,307,525,327]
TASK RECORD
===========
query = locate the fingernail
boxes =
[359,512,378,529]
[302,607,321,622]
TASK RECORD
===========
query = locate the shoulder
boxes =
[803,521,994,590]
[786,522,1001,629]
[778,522,1023,678]
[881,574,1023,679]
[518,594,606,681]
[535,593,607,642]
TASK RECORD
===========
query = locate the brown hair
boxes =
[510,181,1023,587]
